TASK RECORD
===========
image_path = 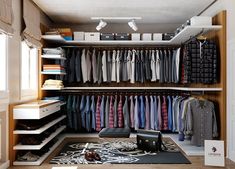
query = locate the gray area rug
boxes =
[50,140,191,164]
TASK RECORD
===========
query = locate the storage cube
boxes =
[100,33,115,40]
[84,32,100,41]
[153,33,162,41]
[131,33,141,41]
[74,32,84,41]
[142,33,152,41]
[190,16,212,26]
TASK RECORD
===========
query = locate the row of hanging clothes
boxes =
[64,91,218,146]
[60,47,182,84]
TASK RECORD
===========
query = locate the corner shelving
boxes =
[13,135,64,166]
[13,125,66,150]
[13,115,66,134]
[42,25,222,45]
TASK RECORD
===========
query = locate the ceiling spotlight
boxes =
[96,19,107,31]
[128,19,138,31]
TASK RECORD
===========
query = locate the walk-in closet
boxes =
[1,0,235,169]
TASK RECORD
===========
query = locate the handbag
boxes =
[137,130,166,152]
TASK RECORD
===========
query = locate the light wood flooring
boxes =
[8,137,235,169]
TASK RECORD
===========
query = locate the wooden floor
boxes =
[8,137,235,169]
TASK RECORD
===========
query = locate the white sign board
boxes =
[205,140,225,167]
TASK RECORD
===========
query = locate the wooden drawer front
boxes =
[13,102,60,119]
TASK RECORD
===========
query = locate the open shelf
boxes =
[63,86,222,91]
[13,115,66,134]
[41,54,66,60]
[13,136,64,166]
[42,25,222,46]
[13,125,66,150]
[41,71,66,75]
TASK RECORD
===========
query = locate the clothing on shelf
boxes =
[42,47,65,56]
[42,79,64,89]
[181,38,218,84]
[64,93,218,146]
[42,64,66,74]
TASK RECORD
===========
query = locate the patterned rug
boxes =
[50,139,191,164]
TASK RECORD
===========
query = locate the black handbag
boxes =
[137,130,166,152]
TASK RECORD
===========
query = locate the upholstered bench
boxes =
[98,128,131,138]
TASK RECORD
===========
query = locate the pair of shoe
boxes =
[17,152,40,161]
[84,151,101,161]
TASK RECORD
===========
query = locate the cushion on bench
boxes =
[98,128,131,138]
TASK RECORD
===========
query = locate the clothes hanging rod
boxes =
[60,45,180,48]
[58,87,222,92]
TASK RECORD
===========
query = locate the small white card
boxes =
[205,140,225,167]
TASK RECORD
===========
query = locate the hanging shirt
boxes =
[154,96,159,130]
[157,96,162,130]
[144,50,151,81]
[145,95,150,130]
[67,95,73,129]
[111,50,117,82]
[135,50,141,82]
[113,95,118,127]
[123,96,130,128]
[116,50,121,83]
[118,95,124,128]
[86,50,92,82]
[139,95,145,128]
[76,95,82,131]
[80,95,86,128]
[151,50,157,81]
[105,96,110,127]
[72,95,78,131]
[97,51,102,84]
[122,50,128,81]
[162,96,168,130]
[130,95,135,128]
[156,50,160,80]
[186,99,218,146]
[159,50,164,83]
[134,95,139,130]
[167,96,173,131]
[91,49,97,83]
[130,50,136,83]
[90,95,96,130]
[75,49,82,82]
[68,49,75,83]
[175,48,181,83]
[150,95,155,130]
[85,95,91,132]
[140,50,145,83]
[102,50,107,82]
[107,50,112,83]
[100,95,105,128]
[96,96,101,131]
[109,96,114,128]
[127,50,132,81]
[81,49,87,83]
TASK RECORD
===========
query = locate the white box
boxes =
[153,33,162,41]
[190,16,212,26]
[74,32,84,41]
[131,33,141,41]
[142,33,152,41]
[85,32,100,41]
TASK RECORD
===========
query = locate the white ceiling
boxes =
[33,0,215,24]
